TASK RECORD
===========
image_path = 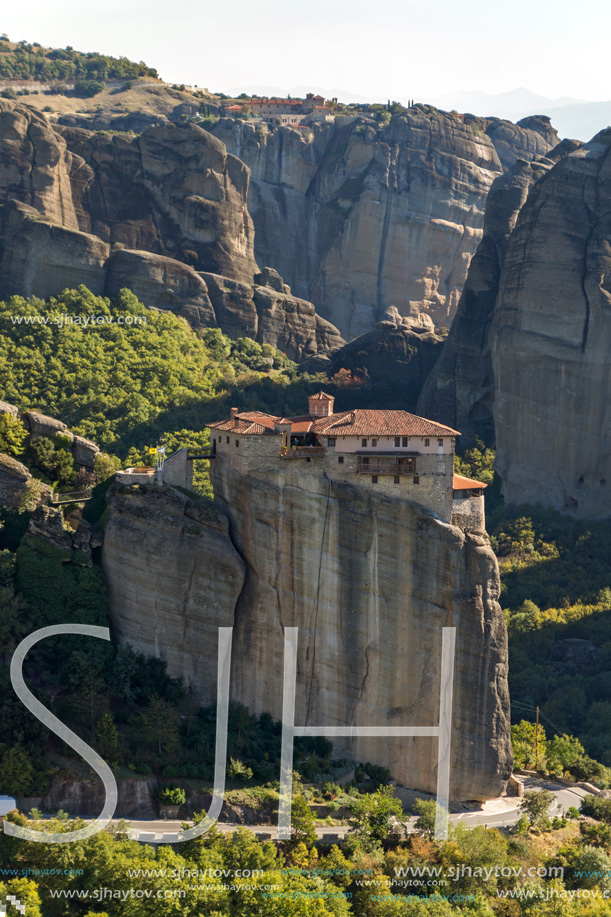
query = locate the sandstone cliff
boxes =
[212,109,558,337]
[103,473,512,801]
[417,139,581,441]
[491,131,611,516]
[102,486,245,693]
[0,100,343,360]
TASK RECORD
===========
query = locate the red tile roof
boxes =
[311,410,460,437]
[309,391,334,401]
[208,410,281,435]
[208,408,460,438]
[453,473,487,491]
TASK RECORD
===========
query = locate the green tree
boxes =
[348,785,404,850]
[289,795,317,847]
[511,719,547,769]
[94,713,119,763]
[413,798,449,838]
[0,746,34,796]
[546,733,585,774]
[520,789,555,829]
[0,414,27,456]
[136,694,181,756]
[93,452,120,482]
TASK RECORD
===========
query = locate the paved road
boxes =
[115,776,592,843]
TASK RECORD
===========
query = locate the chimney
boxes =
[230,407,239,418]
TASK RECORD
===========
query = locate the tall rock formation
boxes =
[212,109,558,338]
[417,140,580,441]
[0,99,343,360]
[103,467,512,801]
[491,131,611,516]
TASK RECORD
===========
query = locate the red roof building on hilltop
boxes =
[207,393,487,530]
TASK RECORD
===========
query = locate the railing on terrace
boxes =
[50,490,93,505]
[357,460,415,474]
[280,446,326,459]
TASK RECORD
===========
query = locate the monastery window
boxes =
[394,476,400,484]
[372,438,378,446]
[438,438,443,446]
[395,436,400,447]
[424,438,430,447]
[402,437,408,447]
[362,438,368,447]
[338,456,344,464]
[235,439,239,447]
[226,436,230,444]
[413,476,420,484]
[372,475,378,484]
[328,437,336,446]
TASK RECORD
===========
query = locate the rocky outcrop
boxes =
[212,109,558,337]
[0,453,33,509]
[104,248,217,328]
[484,115,559,171]
[491,131,611,516]
[417,139,581,441]
[26,506,102,565]
[310,323,444,412]
[0,100,342,360]
[200,272,344,360]
[0,401,99,470]
[103,472,512,801]
[102,485,245,694]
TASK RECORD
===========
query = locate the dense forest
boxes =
[0,35,158,82]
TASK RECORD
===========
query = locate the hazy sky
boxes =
[3,0,609,102]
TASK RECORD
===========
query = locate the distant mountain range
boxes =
[428,88,611,141]
[231,84,611,142]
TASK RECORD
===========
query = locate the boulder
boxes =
[0,453,31,509]
[72,435,99,468]
[0,400,19,417]
[22,410,73,443]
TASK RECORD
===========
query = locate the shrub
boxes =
[227,757,253,782]
[0,414,27,457]
[18,479,47,512]
[156,785,186,805]
[73,80,105,98]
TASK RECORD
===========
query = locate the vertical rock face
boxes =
[103,469,512,801]
[0,102,257,280]
[491,132,611,516]
[0,100,343,360]
[102,487,245,694]
[213,110,558,337]
[417,139,580,441]
[0,100,79,229]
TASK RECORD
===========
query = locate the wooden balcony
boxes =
[357,458,415,475]
[280,446,326,459]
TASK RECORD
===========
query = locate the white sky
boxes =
[3,0,610,102]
